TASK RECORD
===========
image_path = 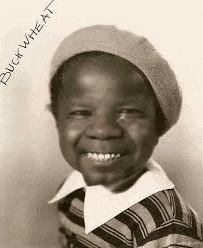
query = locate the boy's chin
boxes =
[106,167,147,193]
[82,167,147,193]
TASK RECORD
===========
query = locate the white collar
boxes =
[49,159,174,234]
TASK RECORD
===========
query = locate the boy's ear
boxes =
[155,136,159,146]
[45,103,60,129]
[153,131,159,147]
[54,118,60,130]
[46,103,52,113]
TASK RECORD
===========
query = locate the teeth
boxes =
[105,154,110,160]
[111,154,115,159]
[85,153,121,162]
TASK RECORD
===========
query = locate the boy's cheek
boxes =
[127,121,157,139]
[57,128,79,160]
[128,125,158,155]
[58,137,80,170]
[140,129,159,149]
[57,120,82,140]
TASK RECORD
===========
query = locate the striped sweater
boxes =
[58,188,203,248]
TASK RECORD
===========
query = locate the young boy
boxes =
[48,25,203,247]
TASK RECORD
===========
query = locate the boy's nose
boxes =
[86,113,123,140]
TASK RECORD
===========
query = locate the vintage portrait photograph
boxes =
[0,0,202,247]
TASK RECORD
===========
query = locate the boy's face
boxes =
[56,54,159,192]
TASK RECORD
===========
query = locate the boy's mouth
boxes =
[84,152,121,162]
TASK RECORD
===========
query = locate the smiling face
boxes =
[56,52,159,192]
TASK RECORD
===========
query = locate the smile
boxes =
[84,152,121,162]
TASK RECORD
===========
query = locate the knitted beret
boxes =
[50,25,182,134]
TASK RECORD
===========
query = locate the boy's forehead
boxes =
[61,52,153,96]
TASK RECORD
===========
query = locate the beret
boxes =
[50,25,182,134]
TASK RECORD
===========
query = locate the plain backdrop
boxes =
[0,0,202,247]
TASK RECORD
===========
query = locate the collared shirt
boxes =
[49,159,174,234]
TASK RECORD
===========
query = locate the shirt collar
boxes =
[48,170,87,204]
[49,159,174,234]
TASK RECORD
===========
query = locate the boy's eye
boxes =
[67,110,92,119]
[118,108,144,119]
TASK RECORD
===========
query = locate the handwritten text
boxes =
[0,0,55,86]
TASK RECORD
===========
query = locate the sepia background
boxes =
[0,0,202,247]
